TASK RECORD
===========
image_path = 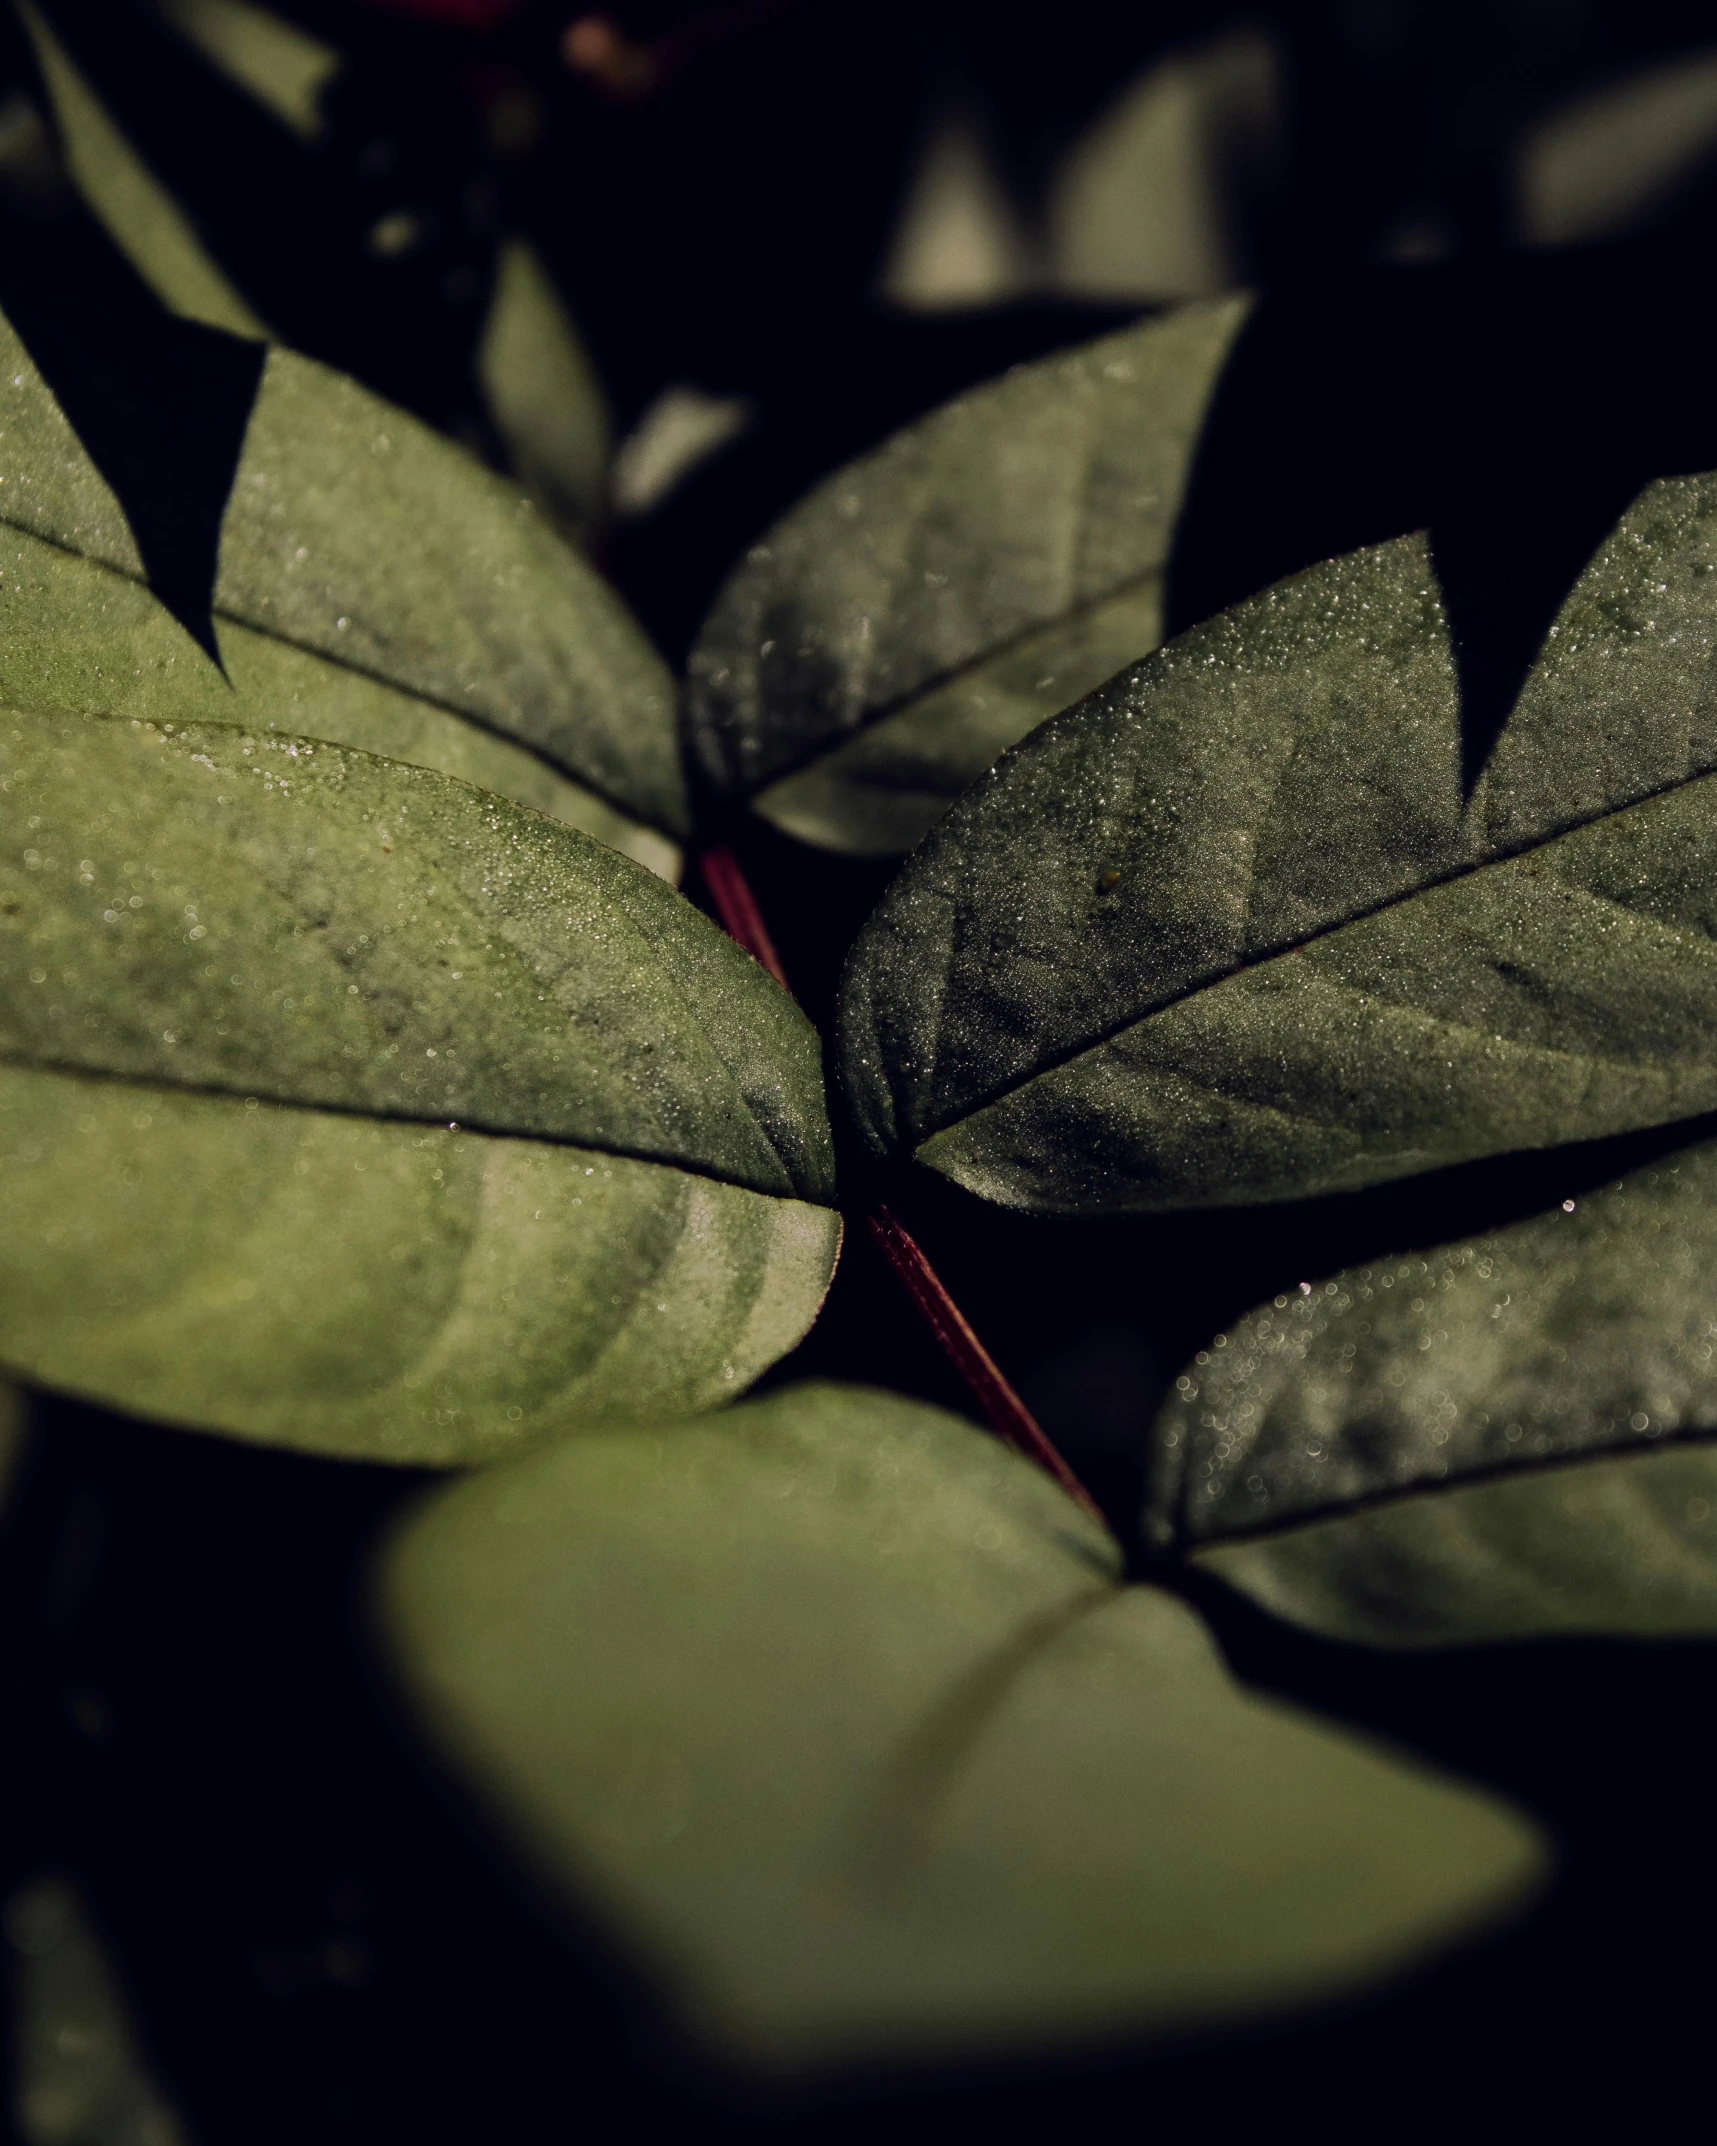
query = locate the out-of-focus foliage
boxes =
[5,1876,193,2146]
[381,1381,1542,2069]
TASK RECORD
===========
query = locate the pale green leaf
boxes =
[5,1876,193,2146]
[841,484,1717,1211]
[477,238,611,548]
[0,708,837,1461]
[156,0,340,142]
[0,293,684,854]
[379,1382,1543,2071]
[1149,1132,1717,1644]
[686,298,1249,854]
[19,0,265,337]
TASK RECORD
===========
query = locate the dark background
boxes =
[7,0,1717,2136]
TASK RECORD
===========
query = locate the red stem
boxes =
[696,845,1105,1526]
[865,1205,1106,1526]
[698,847,790,990]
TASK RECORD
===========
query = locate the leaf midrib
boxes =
[8,705,818,1201]
[740,563,1167,798]
[1177,1417,1717,1557]
[0,1051,820,1204]
[914,760,1717,1149]
[0,509,652,828]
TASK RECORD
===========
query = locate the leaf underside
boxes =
[687,298,1248,854]
[0,708,837,1461]
[842,482,1717,1212]
[379,1383,1542,2070]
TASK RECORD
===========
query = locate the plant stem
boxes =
[695,846,1105,1527]
[865,1203,1106,1525]
[697,847,789,990]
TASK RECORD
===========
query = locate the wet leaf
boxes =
[1149,1132,1717,1644]
[379,1381,1543,2072]
[841,486,1717,1211]
[0,709,837,1462]
[0,291,684,864]
[686,299,1248,854]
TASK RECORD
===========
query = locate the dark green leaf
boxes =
[0,709,837,1460]
[686,299,1248,854]
[379,1381,1543,2071]
[0,1380,26,1518]
[842,490,1717,1212]
[0,294,684,856]
[1149,1133,1717,1643]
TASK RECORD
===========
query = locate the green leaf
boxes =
[0,290,685,858]
[379,1381,1543,2072]
[154,0,341,143]
[27,1,613,552]
[1149,1132,1717,1644]
[686,298,1249,854]
[841,487,1717,1212]
[19,0,267,338]
[5,1876,193,2146]
[0,708,838,1461]
[476,238,611,549]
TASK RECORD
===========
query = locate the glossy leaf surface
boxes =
[0,296,685,853]
[0,709,837,1460]
[1150,1133,1717,1643]
[687,299,1248,853]
[381,1382,1542,2071]
[842,487,1717,1211]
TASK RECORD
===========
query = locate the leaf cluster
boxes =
[13,3,1717,2100]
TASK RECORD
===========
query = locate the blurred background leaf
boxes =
[5,1874,193,2146]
